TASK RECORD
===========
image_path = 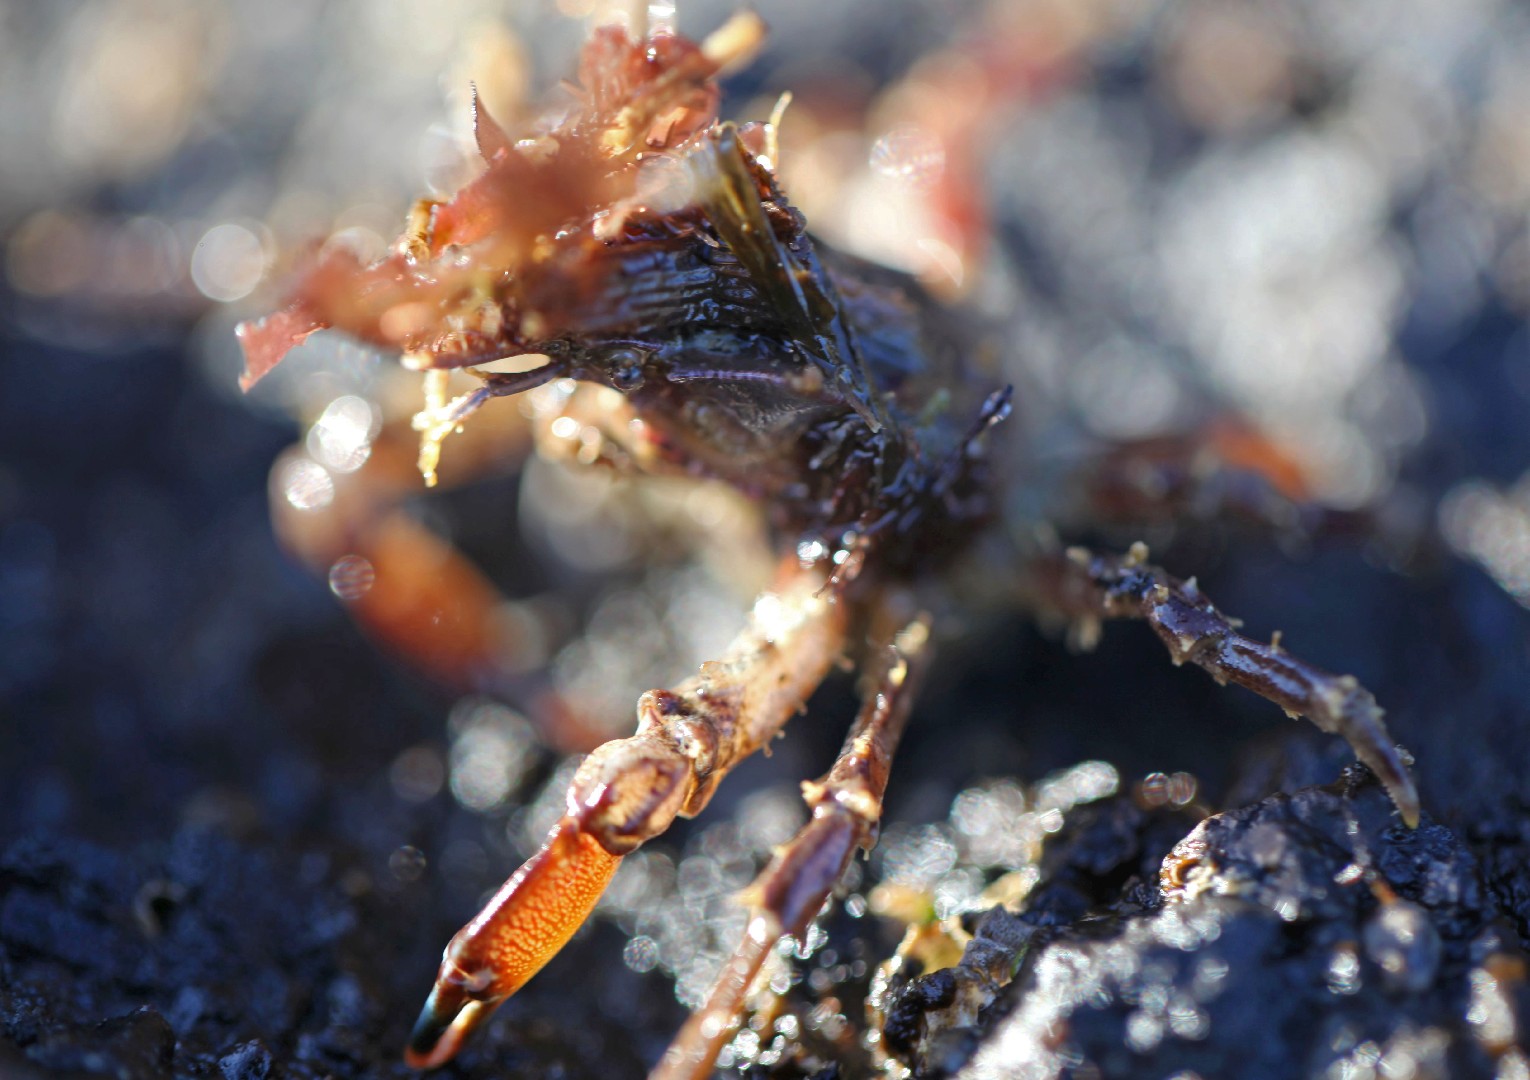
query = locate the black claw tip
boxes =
[405,986,495,1070]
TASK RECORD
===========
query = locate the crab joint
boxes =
[404,816,622,1069]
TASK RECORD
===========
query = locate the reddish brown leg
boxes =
[651,608,932,1080]
[405,562,848,1068]
[269,395,630,752]
[1028,542,1420,826]
[272,401,531,674]
[1066,421,1312,536]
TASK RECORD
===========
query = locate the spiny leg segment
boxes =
[652,607,933,1080]
[406,562,847,1068]
[1029,542,1419,826]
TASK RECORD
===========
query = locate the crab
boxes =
[236,11,1421,1079]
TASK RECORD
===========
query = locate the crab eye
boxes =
[603,346,648,391]
[612,364,646,391]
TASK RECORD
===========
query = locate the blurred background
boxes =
[3,1,1530,1078]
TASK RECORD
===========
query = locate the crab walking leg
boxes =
[652,613,933,1080]
[270,407,622,753]
[1065,423,1312,536]
[271,411,526,674]
[1032,542,1420,827]
[406,563,847,1069]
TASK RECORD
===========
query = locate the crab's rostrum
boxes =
[238,14,1419,1080]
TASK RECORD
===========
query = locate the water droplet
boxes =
[328,554,375,601]
[869,125,946,190]
[280,458,334,512]
[1327,943,1362,996]
[389,744,444,803]
[190,222,268,302]
[1126,1009,1164,1053]
[388,845,427,883]
[447,699,537,812]
[1364,900,1440,992]
[623,935,659,973]
[307,395,377,473]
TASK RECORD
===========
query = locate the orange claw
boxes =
[405,816,623,1069]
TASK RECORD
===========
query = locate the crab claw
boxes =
[404,816,623,1069]
[405,982,500,1070]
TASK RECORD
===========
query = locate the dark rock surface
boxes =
[883,772,1530,1079]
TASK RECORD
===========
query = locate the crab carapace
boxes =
[237,13,1420,1079]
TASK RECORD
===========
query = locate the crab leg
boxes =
[652,610,932,1080]
[270,404,540,664]
[406,562,847,1069]
[1030,542,1420,826]
[1062,423,1312,536]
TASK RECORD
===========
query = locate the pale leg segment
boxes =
[651,609,932,1080]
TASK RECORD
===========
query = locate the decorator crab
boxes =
[237,11,1420,1078]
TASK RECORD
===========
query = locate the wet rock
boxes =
[1470,803,1530,942]
[889,775,1527,1079]
[1363,901,1442,994]
[25,1007,175,1080]
[218,1039,274,1080]
[0,824,679,1079]
[877,799,1203,1074]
